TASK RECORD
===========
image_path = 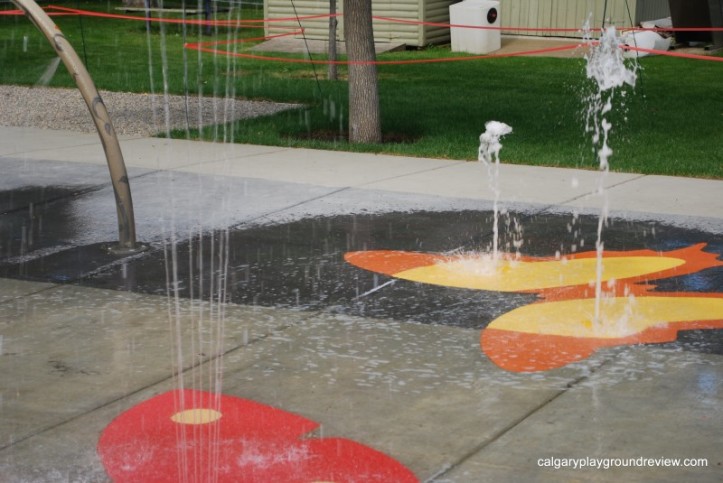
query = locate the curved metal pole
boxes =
[12,0,141,253]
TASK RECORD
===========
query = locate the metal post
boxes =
[11,0,144,254]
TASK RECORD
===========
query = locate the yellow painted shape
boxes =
[488,296,723,338]
[396,256,684,292]
[170,408,222,425]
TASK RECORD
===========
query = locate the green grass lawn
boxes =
[1,1,721,178]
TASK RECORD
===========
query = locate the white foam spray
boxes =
[478,121,513,262]
[583,24,637,328]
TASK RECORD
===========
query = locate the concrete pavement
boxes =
[1,126,721,482]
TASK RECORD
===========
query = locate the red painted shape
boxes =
[98,389,418,482]
[481,319,723,372]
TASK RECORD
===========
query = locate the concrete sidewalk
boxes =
[2,126,721,228]
[1,126,721,482]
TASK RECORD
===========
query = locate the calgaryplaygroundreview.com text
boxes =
[537,456,710,470]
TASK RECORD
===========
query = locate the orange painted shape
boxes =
[536,243,723,300]
[482,314,723,373]
[344,250,444,276]
[482,327,612,372]
[482,295,723,372]
[487,296,723,337]
[346,245,723,373]
[344,244,723,297]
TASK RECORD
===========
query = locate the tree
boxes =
[343,0,382,144]
[328,0,338,81]
[122,0,151,6]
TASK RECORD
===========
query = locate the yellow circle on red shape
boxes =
[170,408,222,425]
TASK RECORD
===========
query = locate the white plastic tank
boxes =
[449,0,501,54]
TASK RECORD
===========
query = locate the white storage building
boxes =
[262,1,671,46]
[264,0,455,47]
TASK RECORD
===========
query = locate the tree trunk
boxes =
[328,0,338,81]
[343,0,381,144]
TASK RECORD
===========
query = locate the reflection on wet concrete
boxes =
[0,185,96,260]
[674,329,723,355]
[1,242,141,284]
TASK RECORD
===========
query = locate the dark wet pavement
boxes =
[3,199,722,350]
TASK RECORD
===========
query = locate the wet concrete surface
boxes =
[1,186,97,264]
[1,130,722,481]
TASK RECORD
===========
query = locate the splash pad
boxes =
[4,2,720,476]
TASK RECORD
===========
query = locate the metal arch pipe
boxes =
[11,0,142,253]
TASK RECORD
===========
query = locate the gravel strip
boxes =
[0,85,301,137]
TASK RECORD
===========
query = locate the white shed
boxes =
[500,0,671,38]
[264,0,456,47]
[263,1,671,46]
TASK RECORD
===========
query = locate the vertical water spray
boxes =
[164,224,231,483]
[144,1,160,133]
[478,121,512,262]
[583,24,637,327]
[157,5,173,139]
[181,1,191,138]
[148,5,232,479]
[222,4,241,143]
